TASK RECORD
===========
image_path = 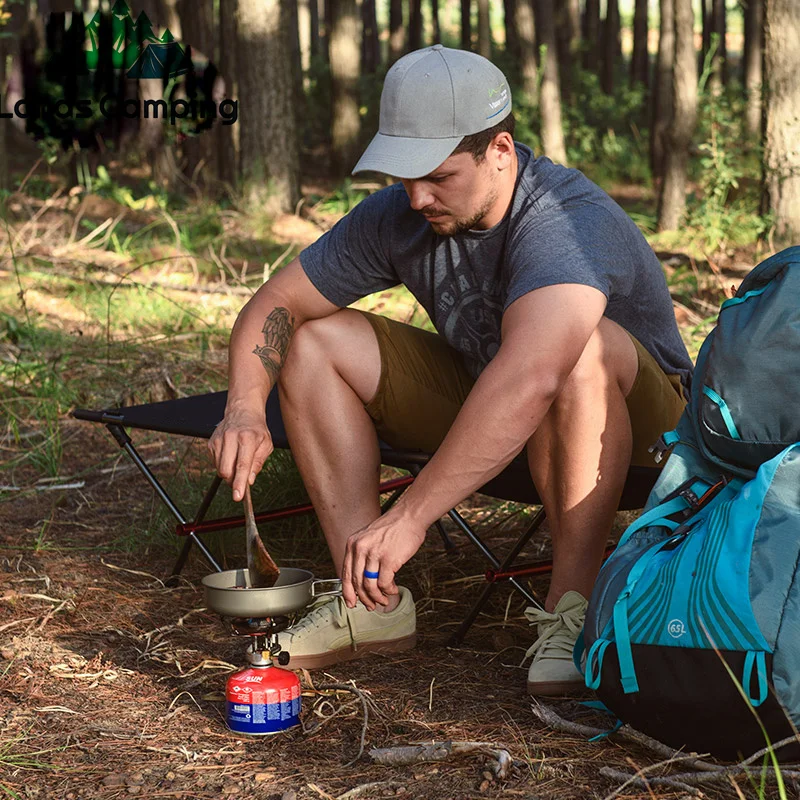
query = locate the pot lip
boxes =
[201,567,314,593]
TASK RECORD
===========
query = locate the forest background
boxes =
[0,2,799,799]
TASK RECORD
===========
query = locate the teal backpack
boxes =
[581,246,800,760]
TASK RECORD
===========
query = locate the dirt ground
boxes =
[1,417,787,800]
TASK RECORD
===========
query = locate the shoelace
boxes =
[521,604,584,665]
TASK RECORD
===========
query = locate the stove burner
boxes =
[226,615,293,637]
[223,615,295,666]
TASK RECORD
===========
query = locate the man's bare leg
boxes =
[526,317,639,612]
[278,309,400,612]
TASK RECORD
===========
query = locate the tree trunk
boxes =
[389,0,403,63]
[298,0,313,76]
[503,0,520,64]
[555,0,579,104]
[514,0,537,103]
[764,0,800,242]
[536,0,566,164]
[431,0,441,43]
[657,0,697,231]
[631,0,649,88]
[329,0,361,176]
[601,0,620,94]
[701,0,710,66]
[583,0,600,73]
[361,0,379,73]
[0,31,8,191]
[218,0,239,185]
[288,0,305,116]
[236,0,300,211]
[460,0,471,51]
[477,0,490,57]
[409,0,423,51]
[651,0,674,179]
[176,0,216,187]
[707,0,726,93]
[309,0,320,59]
[743,0,763,137]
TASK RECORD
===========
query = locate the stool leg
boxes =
[449,507,547,646]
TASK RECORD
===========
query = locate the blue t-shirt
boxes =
[300,143,692,390]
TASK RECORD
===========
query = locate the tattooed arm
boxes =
[209,258,339,501]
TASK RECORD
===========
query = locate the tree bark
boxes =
[460,0,471,51]
[536,0,566,164]
[601,0,620,94]
[657,0,697,231]
[651,0,674,179]
[236,0,300,211]
[555,0,579,104]
[309,0,320,59]
[432,0,441,43]
[700,0,710,66]
[176,0,216,186]
[514,0,537,104]
[631,0,649,88]
[583,0,600,73]
[707,0,726,93]
[298,0,313,76]
[503,0,520,65]
[477,0,490,57]
[743,0,763,137]
[329,0,361,176]
[764,0,800,242]
[0,22,8,192]
[408,0,423,51]
[361,0,379,73]
[389,0,403,63]
[218,0,239,185]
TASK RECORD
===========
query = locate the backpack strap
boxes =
[702,386,742,440]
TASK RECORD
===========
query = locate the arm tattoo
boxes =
[253,307,295,384]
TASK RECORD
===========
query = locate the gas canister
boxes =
[225,647,301,735]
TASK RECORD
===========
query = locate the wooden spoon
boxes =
[243,484,281,588]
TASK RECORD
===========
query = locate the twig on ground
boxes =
[308,682,371,767]
[530,700,608,739]
[101,559,166,587]
[336,781,402,799]
[369,741,513,779]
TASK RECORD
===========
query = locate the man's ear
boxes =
[490,132,515,170]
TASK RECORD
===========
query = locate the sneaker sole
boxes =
[279,632,417,671]
[527,679,591,697]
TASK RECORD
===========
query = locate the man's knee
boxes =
[279,310,382,404]
[557,318,638,401]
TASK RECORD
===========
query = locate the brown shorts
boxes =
[359,310,686,468]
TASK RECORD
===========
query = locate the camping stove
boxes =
[224,616,301,735]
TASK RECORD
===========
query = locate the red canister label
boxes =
[225,666,301,735]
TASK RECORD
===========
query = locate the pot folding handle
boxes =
[311,578,343,598]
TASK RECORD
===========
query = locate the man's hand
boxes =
[208,406,274,501]
[341,510,427,611]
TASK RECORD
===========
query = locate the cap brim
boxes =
[352,132,464,179]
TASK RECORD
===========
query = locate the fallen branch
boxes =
[307,683,370,767]
[369,740,512,779]
[336,782,402,800]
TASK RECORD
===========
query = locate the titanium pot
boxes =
[202,567,342,618]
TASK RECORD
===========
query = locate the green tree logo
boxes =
[85,0,189,79]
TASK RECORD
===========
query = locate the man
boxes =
[209,46,692,695]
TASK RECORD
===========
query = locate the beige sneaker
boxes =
[523,591,588,696]
[276,586,417,670]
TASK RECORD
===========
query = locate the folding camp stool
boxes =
[73,386,660,645]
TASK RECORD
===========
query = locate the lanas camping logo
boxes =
[0,1,238,129]
[86,0,189,79]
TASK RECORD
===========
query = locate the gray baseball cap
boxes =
[352,45,512,179]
